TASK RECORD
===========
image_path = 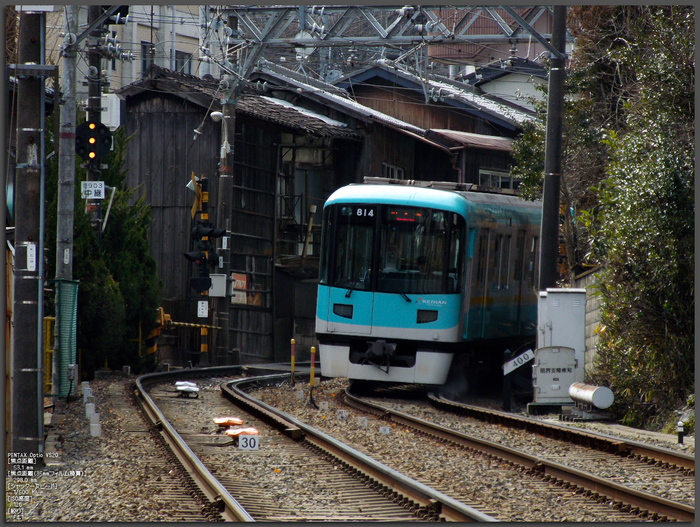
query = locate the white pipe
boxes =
[568,382,614,409]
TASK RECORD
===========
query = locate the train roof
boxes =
[325,182,541,223]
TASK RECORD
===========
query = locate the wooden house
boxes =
[334,61,534,189]
[115,63,529,366]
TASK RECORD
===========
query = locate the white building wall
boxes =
[43,4,218,104]
[479,73,546,111]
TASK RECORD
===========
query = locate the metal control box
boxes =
[537,288,586,384]
[532,346,576,403]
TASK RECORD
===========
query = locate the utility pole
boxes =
[11,7,51,458]
[54,5,80,399]
[216,89,236,364]
[538,5,568,291]
[212,13,239,365]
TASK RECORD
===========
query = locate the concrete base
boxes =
[527,401,575,416]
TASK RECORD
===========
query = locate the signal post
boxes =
[185,175,227,366]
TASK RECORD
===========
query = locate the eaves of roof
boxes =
[251,62,427,136]
[115,65,361,139]
[333,61,534,130]
[253,63,513,158]
[427,129,514,152]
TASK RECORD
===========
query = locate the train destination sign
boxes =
[503,349,535,376]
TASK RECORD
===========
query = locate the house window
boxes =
[175,51,192,75]
[479,169,520,190]
[382,163,404,180]
[141,41,154,76]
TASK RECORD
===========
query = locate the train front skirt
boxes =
[319,343,454,385]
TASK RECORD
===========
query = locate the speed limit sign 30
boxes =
[238,434,259,451]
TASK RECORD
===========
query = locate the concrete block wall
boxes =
[573,267,603,376]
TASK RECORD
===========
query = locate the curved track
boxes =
[428,393,694,474]
[342,386,694,522]
[222,374,495,521]
[134,367,254,522]
[134,367,494,521]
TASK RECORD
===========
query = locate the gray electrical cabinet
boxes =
[537,288,586,384]
[532,346,577,403]
[529,289,587,411]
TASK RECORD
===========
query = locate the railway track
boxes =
[133,368,253,522]
[134,368,493,521]
[108,381,225,521]
[427,393,695,475]
[133,367,693,522]
[340,384,695,522]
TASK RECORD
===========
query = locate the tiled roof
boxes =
[334,60,535,128]
[116,65,361,139]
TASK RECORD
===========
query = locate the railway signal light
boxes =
[184,251,207,266]
[191,223,227,240]
[186,221,226,293]
[191,221,227,267]
[184,251,212,293]
[75,121,112,162]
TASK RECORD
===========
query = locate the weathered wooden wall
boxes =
[350,81,504,135]
[462,148,514,183]
[124,92,219,324]
[228,117,278,362]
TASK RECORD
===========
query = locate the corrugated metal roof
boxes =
[335,60,534,128]
[252,61,427,136]
[116,65,362,139]
[428,129,513,152]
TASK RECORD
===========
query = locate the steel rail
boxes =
[428,393,695,473]
[222,373,498,522]
[344,389,695,522]
[135,369,255,522]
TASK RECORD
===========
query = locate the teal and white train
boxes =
[315,179,542,388]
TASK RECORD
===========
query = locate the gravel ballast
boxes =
[6,374,694,522]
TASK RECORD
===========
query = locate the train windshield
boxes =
[320,203,464,295]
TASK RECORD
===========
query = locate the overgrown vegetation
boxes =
[44,124,163,378]
[511,6,694,430]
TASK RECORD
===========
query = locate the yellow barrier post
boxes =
[310,346,316,387]
[290,338,296,387]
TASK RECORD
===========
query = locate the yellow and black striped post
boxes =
[198,175,210,366]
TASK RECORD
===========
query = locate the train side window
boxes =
[499,235,512,290]
[490,235,501,290]
[527,236,539,287]
[514,231,526,283]
[447,214,465,293]
[476,230,489,287]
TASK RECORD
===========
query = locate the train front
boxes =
[315,185,468,385]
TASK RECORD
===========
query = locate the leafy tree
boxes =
[512,6,694,428]
[582,6,694,428]
[45,122,163,378]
